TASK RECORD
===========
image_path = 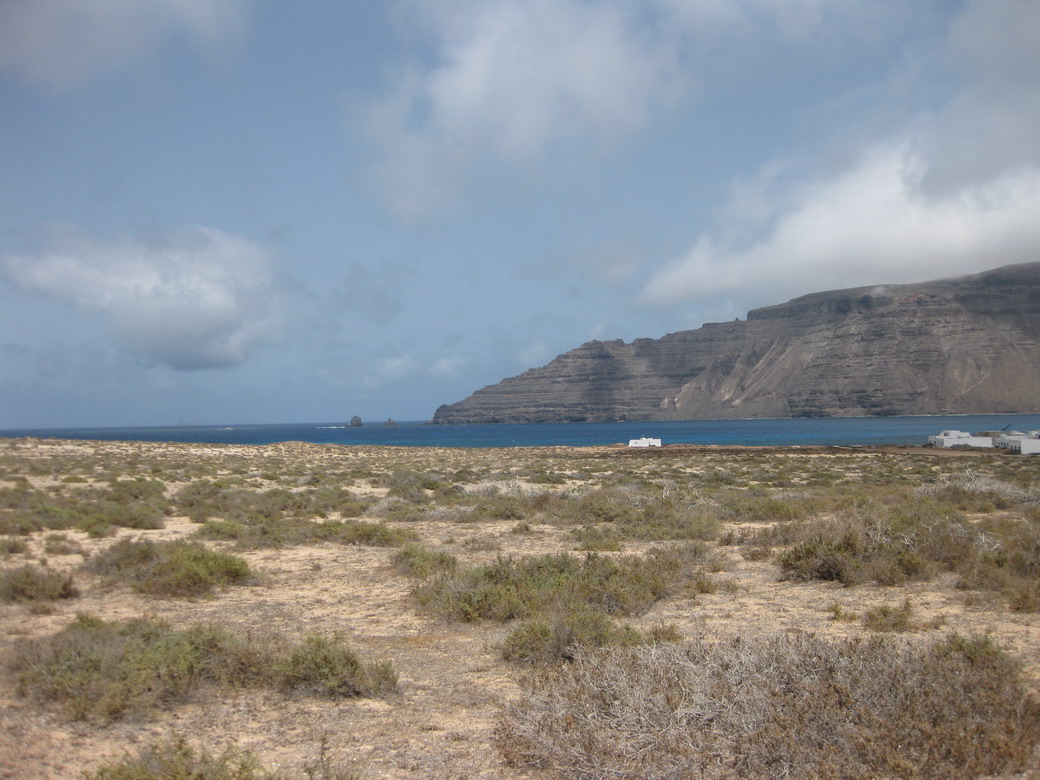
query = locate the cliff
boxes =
[433,262,1040,423]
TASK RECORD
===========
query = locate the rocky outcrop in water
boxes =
[433,263,1040,423]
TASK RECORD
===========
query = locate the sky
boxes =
[2,0,1039,429]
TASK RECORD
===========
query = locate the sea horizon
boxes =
[3,413,1039,449]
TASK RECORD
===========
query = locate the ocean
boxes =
[2,414,1039,448]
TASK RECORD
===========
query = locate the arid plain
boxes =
[2,437,1039,779]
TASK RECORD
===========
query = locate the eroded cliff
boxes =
[433,263,1040,423]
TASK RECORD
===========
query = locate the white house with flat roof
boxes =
[995,430,1040,454]
[628,437,662,447]
[928,430,994,448]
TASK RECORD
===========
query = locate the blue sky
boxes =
[2,0,1039,428]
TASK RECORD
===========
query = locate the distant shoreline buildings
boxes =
[928,429,1040,454]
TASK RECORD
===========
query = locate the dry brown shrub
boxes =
[498,633,1040,779]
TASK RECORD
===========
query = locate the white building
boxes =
[927,430,993,448]
[628,437,662,448]
[995,430,1040,454]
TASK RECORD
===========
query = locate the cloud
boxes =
[430,355,468,379]
[639,143,1040,306]
[661,0,911,43]
[2,226,284,370]
[916,0,1040,194]
[363,0,686,221]
[360,1,919,223]
[0,0,247,89]
[363,354,417,389]
[518,341,552,368]
[639,0,1040,309]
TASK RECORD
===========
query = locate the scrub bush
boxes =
[414,551,676,623]
[87,538,251,598]
[390,543,457,579]
[10,614,398,722]
[0,564,78,603]
[498,633,1040,779]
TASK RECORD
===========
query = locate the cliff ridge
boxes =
[433,263,1040,423]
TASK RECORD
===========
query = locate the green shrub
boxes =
[414,551,676,623]
[861,598,920,631]
[0,564,78,602]
[85,737,267,780]
[43,533,84,556]
[87,539,252,598]
[498,633,1040,779]
[84,736,362,780]
[501,606,645,665]
[571,525,623,551]
[10,615,398,722]
[278,635,397,698]
[826,602,857,622]
[0,480,167,535]
[1,535,28,555]
[194,516,414,550]
[774,501,1040,607]
[175,481,371,525]
[381,470,432,502]
[391,543,457,579]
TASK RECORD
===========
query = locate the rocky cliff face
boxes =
[433,263,1040,423]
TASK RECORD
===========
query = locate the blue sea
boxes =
[2,414,1039,448]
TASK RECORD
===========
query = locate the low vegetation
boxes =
[85,738,274,780]
[500,605,680,665]
[86,538,252,597]
[390,542,458,579]
[767,486,1040,609]
[0,478,168,537]
[0,564,78,603]
[1,437,1038,777]
[84,736,361,780]
[498,633,1040,779]
[176,482,371,524]
[413,549,685,623]
[194,516,416,550]
[10,614,397,722]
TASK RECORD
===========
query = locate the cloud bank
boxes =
[3,227,283,370]
[364,0,686,221]
[640,0,1040,309]
[362,0,909,223]
[639,143,1040,306]
[0,0,247,89]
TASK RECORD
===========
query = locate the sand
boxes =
[1,437,1038,778]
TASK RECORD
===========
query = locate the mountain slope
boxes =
[433,263,1040,423]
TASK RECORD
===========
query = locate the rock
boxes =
[433,262,1040,423]
[349,416,362,427]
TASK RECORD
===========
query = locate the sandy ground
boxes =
[1,438,1039,778]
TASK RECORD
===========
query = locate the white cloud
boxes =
[430,355,468,378]
[364,354,417,389]
[639,143,1040,306]
[657,0,908,44]
[363,0,686,221]
[0,0,247,89]
[640,0,1040,310]
[2,226,284,370]
[361,1,919,223]
[518,341,552,368]
[916,0,1040,194]
[590,319,612,339]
